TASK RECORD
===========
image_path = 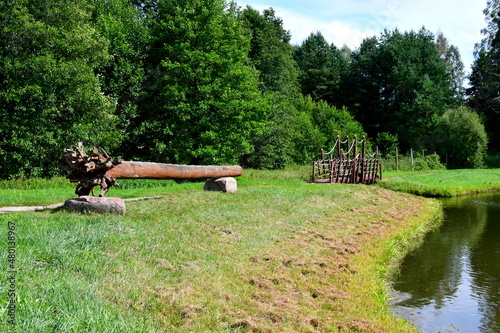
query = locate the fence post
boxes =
[396,147,399,171]
[346,136,350,160]
[411,148,414,171]
[352,136,357,183]
[312,160,316,183]
[336,136,341,159]
[361,137,366,183]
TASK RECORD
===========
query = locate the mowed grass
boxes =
[0,167,441,332]
[379,169,500,197]
[0,178,198,207]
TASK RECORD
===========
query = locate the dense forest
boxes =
[0,0,498,178]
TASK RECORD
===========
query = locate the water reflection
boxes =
[392,193,500,333]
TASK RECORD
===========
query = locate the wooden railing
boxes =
[312,136,382,184]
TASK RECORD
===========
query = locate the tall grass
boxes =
[0,213,151,332]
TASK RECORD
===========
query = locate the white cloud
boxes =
[240,4,378,48]
[319,21,378,49]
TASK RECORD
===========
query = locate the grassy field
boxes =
[0,167,442,332]
[379,169,500,197]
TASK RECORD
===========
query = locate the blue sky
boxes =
[238,0,486,75]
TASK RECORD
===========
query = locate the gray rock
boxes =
[204,177,237,193]
[64,196,126,215]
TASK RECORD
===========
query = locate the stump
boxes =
[64,196,126,215]
[204,177,237,193]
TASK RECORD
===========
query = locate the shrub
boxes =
[437,107,488,169]
[484,154,500,168]
[381,153,446,172]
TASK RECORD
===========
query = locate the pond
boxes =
[391,192,500,333]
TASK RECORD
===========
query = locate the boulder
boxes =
[64,196,126,215]
[204,177,237,193]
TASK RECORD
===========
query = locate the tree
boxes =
[237,6,306,169]
[435,32,465,105]
[294,32,348,106]
[128,0,267,165]
[242,93,323,169]
[346,28,455,152]
[437,107,488,168]
[296,96,367,151]
[238,6,299,95]
[0,0,119,178]
[91,0,149,148]
[468,0,500,152]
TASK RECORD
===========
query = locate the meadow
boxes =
[0,167,453,332]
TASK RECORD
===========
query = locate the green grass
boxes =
[378,169,500,197]
[0,178,201,207]
[0,167,442,332]
[0,166,313,207]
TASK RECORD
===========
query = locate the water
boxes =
[391,193,500,333]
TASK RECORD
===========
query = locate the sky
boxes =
[237,0,487,76]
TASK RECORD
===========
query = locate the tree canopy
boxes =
[0,0,119,178]
[468,0,500,153]
[125,0,267,165]
[343,28,457,152]
[0,0,488,178]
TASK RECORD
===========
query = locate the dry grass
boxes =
[97,183,440,332]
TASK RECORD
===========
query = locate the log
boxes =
[63,143,243,197]
[106,161,243,180]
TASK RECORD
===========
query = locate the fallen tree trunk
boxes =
[62,143,243,197]
[106,161,242,180]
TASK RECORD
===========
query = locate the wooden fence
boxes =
[312,136,382,184]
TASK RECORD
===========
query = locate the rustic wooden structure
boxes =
[312,136,382,184]
[62,143,243,196]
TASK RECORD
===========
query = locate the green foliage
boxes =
[485,154,500,168]
[296,95,366,151]
[375,132,399,157]
[91,0,148,137]
[128,0,267,165]
[437,107,488,168]
[345,29,458,152]
[410,154,446,171]
[468,0,500,152]
[241,93,322,169]
[294,32,348,106]
[382,153,446,172]
[0,0,120,178]
[0,0,479,178]
[242,95,366,169]
[238,6,299,95]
